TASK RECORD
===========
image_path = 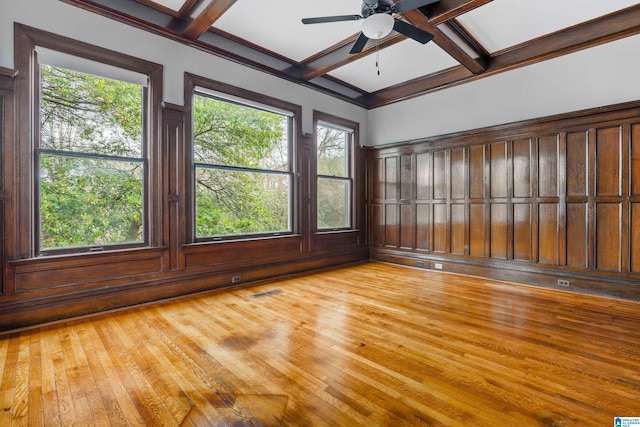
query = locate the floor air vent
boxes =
[251,289,282,298]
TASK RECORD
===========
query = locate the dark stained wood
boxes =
[400,154,413,200]
[595,127,622,197]
[183,0,237,39]
[385,157,399,201]
[490,203,507,259]
[416,204,431,251]
[490,142,507,198]
[433,204,447,252]
[400,204,414,249]
[537,135,558,197]
[566,131,588,197]
[632,124,640,195]
[2,262,640,426]
[385,204,399,247]
[450,147,465,200]
[416,152,431,200]
[469,203,485,257]
[425,0,493,23]
[369,101,640,301]
[450,204,465,255]
[566,203,588,268]
[513,203,531,261]
[371,204,384,246]
[512,138,531,198]
[372,158,385,201]
[595,203,621,272]
[433,150,447,200]
[469,144,484,199]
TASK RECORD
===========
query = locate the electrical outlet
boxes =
[557,279,570,287]
[434,263,443,270]
[232,275,241,284]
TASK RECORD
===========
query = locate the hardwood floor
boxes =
[1,262,639,426]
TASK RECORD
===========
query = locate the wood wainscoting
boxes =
[368,100,640,300]
[0,262,638,426]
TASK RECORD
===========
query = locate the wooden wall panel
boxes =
[371,203,384,246]
[632,125,640,196]
[416,153,431,200]
[538,204,558,265]
[450,204,465,255]
[469,204,485,257]
[433,150,447,200]
[490,142,507,198]
[450,148,465,200]
[433,204,447,253]
[372,158,384,201]
[631,203,640,272]
[385,204,399,247]
[490,204,507,259]
[416,204,430,251]
[369,101,640,301]
[400,204,413,249]
[400,154,413,200]
[512,139,531,198]
[469,145,485,199]
[385,157,398,201]
[566,132,588,197]
[538,136,558,197]
[566,203,588,268]
[596,203,621,271]
[596,127,621,197]
[513,203,531,261]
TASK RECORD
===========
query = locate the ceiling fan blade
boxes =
[393,19,434,44]
[302,15,362,24]
[349,32,370,54]
[394,0,440,13]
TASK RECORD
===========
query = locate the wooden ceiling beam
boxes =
[368,4,640,108]
[401,8,487,74]
[298,0,489,80]
[183,0,237,39]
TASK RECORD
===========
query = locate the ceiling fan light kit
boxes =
[362,13,394,40]
[302,0,439,54]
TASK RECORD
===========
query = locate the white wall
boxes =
[368,33,640,146]
[0,0,369,140]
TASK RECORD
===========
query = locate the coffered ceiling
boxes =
[60,0,640,109]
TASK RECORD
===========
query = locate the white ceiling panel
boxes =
[145,0,185,13]
[329,39,459,93]
[213,0,363,62]
[457,0,640,53]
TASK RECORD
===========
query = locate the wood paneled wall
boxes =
[369,101,640,300]
[0,67,368,331]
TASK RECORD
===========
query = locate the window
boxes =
[192,88,293,239]
[36,52,148,254]
[316,117,355,230]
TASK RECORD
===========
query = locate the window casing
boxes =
[191,88,294,241]
[14,24,162,258]
[316,119,355,231]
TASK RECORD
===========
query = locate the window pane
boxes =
[196,168,290,237]
[39,154,144,250]
[40,65,143,158]
[318,178,350,229]
[317,125,348,177]
[193,94,289,171]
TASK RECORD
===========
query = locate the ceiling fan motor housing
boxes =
[361,0,394,18]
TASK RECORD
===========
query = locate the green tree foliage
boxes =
[193,95,290,237]
[316,126,350,229]
[39,65,144,250]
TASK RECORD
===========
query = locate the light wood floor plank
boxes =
[0,262,639,426]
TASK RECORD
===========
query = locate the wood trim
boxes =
[183,0,237,39]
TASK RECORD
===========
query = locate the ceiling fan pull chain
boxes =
[376,42,380,76]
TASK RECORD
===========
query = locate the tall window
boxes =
[37,54,147,253]
[316,119,354,230]
[192,89,293,239]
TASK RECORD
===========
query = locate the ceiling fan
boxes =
[302,0,439,54]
